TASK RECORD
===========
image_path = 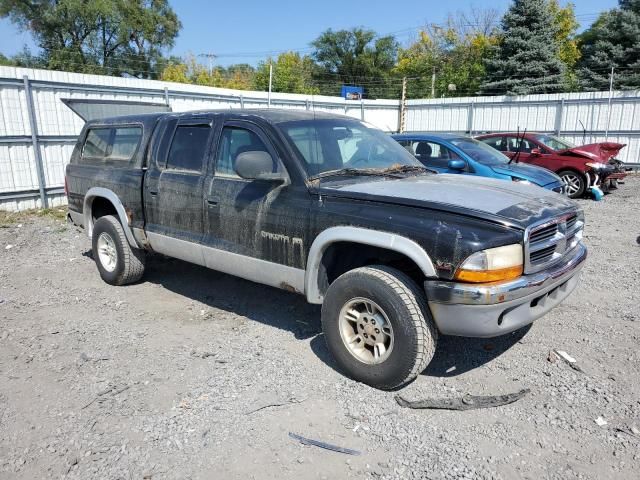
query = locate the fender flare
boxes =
[304,226,437,304]
[83,187,140,248]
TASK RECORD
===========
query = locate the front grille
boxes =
[529,224,558,244]
[530,245,556,263]
[525,212,583,273]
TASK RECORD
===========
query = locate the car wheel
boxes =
[321,265,437,390]
[558,170,586,198]
[92,215,146,285]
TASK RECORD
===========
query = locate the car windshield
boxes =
[450,137,511,166]
[532,134,575,151]
[277,119,423,178]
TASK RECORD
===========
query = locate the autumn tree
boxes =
[394,8,500,98]
[549,0,580,90]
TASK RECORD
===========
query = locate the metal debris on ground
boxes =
[595,416,608,427]
[288,432,361,456]
[553,349,584,373]
[395,388,531,411]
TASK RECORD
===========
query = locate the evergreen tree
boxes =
[481,0,566,95]
[578,0,640,91]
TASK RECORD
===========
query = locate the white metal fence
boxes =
[0,65,638,211]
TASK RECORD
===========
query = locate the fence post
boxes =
[554,99,565,136]
[164,87,170,108]
[467,102,475,135]
[360,99,364,120]
[240,94,244,109]
[23,75,48,209]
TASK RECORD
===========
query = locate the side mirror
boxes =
[531,148,541,156]
[448,159,466,171]
[234,151,286,182]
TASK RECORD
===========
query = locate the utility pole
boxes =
[399,77,407,133]
[431,66,436,98]
[268,62,273,108]
[198,53,217,74]
[605,66,614,140]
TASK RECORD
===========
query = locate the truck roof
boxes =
[85,108,354,128]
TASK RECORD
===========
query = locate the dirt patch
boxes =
[1,179,639,479]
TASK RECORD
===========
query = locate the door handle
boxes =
[149,190,158,196]
[207,196,219,206]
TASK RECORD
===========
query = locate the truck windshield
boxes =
[450,137,511,166]
[277,119,423,178]
[532,134,575,151]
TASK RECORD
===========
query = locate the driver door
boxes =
[203,120,309,270]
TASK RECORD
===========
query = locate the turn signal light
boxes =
[454,265,523,283]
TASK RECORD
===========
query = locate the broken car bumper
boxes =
[424,242,587,337]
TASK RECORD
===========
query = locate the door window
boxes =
[480,136,508,152]
[412,141,461,169]
[505,136,536,153]
[215,126,280,178]
[166,124,212,172]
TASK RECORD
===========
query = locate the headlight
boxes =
[454,244,523,283]
[585,162,606,170]
[512,177,533,185]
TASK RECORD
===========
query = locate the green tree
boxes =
[0,0,181,78]
[578,0,640,90]
[394,9,499,98]
[549,0,580,90]
[311,28,399,98]
[0,52,13,66]
[254,52,318,94]
[481,0,566,95]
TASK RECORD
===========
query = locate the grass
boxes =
[0,208,67,227]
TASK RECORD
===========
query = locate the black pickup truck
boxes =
[65,109,587,390]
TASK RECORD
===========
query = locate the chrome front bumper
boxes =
[425,242,587,337]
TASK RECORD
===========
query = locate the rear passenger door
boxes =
[144,117,213,255]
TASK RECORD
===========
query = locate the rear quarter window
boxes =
[81,126,142,166]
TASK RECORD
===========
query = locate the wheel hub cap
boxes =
[97,232,117,272]
[562,174,580,195]
[338,297,394,365]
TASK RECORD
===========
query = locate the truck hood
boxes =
[489,163,561,187]
[559,142,625,162]
[321,174,577,229]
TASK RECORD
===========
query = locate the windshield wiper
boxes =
[307,168,391,182]
[308,165,431,183]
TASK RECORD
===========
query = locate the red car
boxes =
[476,133,627,198]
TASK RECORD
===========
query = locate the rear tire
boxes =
[321,265,437,390]
[558,170,586,199]
[92,215,145,285]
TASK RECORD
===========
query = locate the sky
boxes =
[0,0,620,67]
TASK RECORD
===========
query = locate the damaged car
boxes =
[66,110,587,390]
[476,132,627,199]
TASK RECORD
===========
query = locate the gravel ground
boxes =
[1,177,639,480]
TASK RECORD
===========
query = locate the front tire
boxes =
[558,170,586,198]
[321,265,437,390]
[92,215,146,285]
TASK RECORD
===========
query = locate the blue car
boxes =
[392,133,566,194]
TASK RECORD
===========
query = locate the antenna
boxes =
[513,128,527,164]
[578,120,586,143]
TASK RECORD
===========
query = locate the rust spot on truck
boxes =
[280,282,301,293]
